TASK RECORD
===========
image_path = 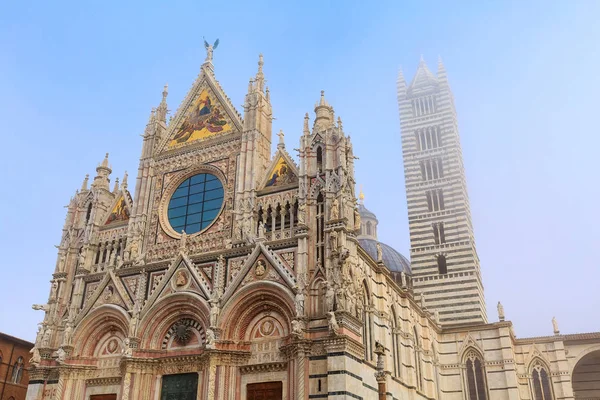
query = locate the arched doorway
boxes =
[572,349,600,399]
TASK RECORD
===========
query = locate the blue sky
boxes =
[0,1,598,341]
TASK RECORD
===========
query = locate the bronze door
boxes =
[247,381,283,400]
[160,373,199,400]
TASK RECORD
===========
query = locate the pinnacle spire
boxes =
[359,185,365,204]
[156,83,169,122]
[303,113,310,135]
[255,53,265,92]
[81,174,89,191]
[122,171,128,190]
[99,153,110,170]
[113,177,120,193]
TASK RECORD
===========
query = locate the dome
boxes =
[358,238,412,275]
[358,203,377,221]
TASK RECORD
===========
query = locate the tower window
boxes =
[316,147,323,174]
[433,222,445,244]
[85,203,93,224]
[420,159,443,181]
[412,95,437,117]
[437,255,447,274]
[11,356,23,383]
[426,190,445,212]
[316,194,325,266]
[416,126,442,151]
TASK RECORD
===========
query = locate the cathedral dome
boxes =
[356,189,411,275]
[358,238,412,275]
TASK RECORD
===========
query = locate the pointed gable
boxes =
[259,147,299,191]
[157,66,243,154]
[104,194,131,225]
[409,58,438,91]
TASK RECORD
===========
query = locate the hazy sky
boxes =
[0,1,598,341]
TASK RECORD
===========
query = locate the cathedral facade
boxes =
[26,49,600,400]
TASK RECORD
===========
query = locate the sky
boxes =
[0,1,598,342]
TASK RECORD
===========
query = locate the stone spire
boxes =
[313,90,334,131]
[112,177,120,193]
[255,53,265,93]
[277,129,285,149]
[81,174,89,192]
[122,171,128,190]
[155,84,169,123]
[397,66,407,95]
[303,113,310,136]
[92,153,112,190]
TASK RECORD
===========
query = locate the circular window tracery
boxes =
[167,173,224,235]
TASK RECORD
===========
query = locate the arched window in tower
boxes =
[316,194,325,266]
[465,350,488,400]
[437,255,447,275]
[413,326,423,390]
[433,223,446,244]
[366,221,372,236]
[316,147,323,174]
[11,356,24,383]
[531,361,554,400]
[85,202,93,225]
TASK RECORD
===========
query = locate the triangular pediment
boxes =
[259,150,299,191]
[141,252,213,318]
[221,243,297,305]
[75,270,133,325]
[103,193,131,226]
[409,60,438,91]
[157,67,243,154]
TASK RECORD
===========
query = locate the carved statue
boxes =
[434,310,440,324]
[258,221,265,239]
[325,283,335,312]
[346,289,356,317]
[203,38,219,63]
[55,347,67,364]
[335,288,346,311]
[35,324,45,347]
[376,242,383,263]
[255,260,266,277]
[205,328,216,349]
[295,290,305,317]
[50,280,59,301]
[62,322,73,346]
[329,231,338,252]
[122,338,132,357]
[420,293,426,310]
[180,230,187,250]
[129,310,139,337]
[209,300,220,328]
[175,270,188,287]
[356,292,365,321]
[78,251,86,268]
[327,311,339,335]
[29,347,41,366]
[291,319,303,337]
[297,203,306,225]
[126,237,139,262]
[353,207,361,231]
[109,250,117,266]
[497,301,505,322]
[330,198,340,220]
[42,327,52,348]
[32,304,49,312]
[552,316,559,334]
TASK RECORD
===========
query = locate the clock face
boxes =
[167,173,224,235]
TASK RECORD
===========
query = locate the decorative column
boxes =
[375,342,387,400]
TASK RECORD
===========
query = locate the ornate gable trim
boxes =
[102,190,132,227]
[156,66,243,155]
[140,251,213,318]
[258,147,299,192]
[525,343,551,371]
[221,243,297,305]
[75,269,133,325]
[459,332,485,362]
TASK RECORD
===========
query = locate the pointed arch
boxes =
[220,281,295,341]
[463,347,488,400]
[390,305,401,377]
[529,358,554,400]
[362,279,374,361]
[72,304,129,357]
[309,277,326,317]
[138,292,210,350]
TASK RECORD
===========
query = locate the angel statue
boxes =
[204,37,220,63]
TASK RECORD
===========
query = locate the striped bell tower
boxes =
[397,57,487,325]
